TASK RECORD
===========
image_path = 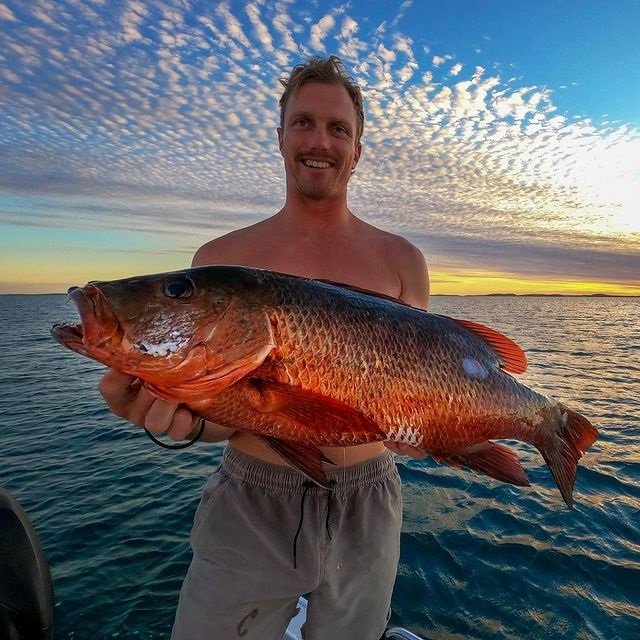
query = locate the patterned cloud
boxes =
[0,0,638,291]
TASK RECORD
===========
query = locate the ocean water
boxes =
[0,293,638,639]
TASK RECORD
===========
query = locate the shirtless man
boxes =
[99,56,429,640]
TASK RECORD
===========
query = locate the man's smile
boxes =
[301,159,333,169]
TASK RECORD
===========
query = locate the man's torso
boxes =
[193,212,424,466]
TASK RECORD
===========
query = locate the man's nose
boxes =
[309,125,330,149]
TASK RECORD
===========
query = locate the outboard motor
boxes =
[0,487,54,640]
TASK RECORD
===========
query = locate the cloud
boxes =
[340,15,358,39]
[272,7,299,55]
[0,3,17,20]
[310,13,336,51]
[432,54,453,67]
[216,2,252,49]
[120,0,148,43]
[245,2,274,51]
[0,0,638,293]
[390,0,413,28]
[411,231,640,287]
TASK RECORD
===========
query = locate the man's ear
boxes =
[352,142,362,170]
[277,127,284,156]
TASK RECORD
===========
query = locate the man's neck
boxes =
[276,193,357,236]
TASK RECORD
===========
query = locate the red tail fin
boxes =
[538,406,598,508]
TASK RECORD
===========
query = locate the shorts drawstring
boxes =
[325,480,336,541]
[292,480,337,569]
[292,481,313,569]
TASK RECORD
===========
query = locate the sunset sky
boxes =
[1,0,638,295]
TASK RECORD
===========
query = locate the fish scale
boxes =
[264,279,511,449]
[51,265,598,506]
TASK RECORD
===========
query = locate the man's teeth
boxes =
[302,159,331,168]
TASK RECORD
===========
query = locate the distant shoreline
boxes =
[1,292,637,298]
[433,293,639,298]
[458,293,637,298]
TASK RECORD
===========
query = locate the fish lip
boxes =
[51,321,84,348]
[53,285,121,351]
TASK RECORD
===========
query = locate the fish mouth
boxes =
[51,284,121,355]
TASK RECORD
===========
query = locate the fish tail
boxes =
[537,405,598,508]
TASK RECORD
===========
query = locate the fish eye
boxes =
[163,276,194,300]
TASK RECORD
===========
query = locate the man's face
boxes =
[278,82,362,202]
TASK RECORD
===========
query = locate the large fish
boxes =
[51,266,598,506]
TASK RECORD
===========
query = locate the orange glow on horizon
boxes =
[429,269,640,297]
[1,264,638,297]
[0,248,190,294]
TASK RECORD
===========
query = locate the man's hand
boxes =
[384,441,428,460]
[98,368,198,441]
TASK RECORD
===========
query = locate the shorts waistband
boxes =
[222,446,397,495]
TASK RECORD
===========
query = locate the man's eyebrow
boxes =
[287,110,311,120]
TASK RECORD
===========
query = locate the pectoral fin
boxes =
[245,378,386,443]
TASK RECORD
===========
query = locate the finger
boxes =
[98,369,140,415]
[384,441,427,459]
[400,444,428,459]
[99,368,137,391]
[384,441,402,454]
[144,397,181,434]
[118,383,157,427]
[166,408,199,441]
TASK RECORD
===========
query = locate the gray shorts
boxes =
[171,446,402,640]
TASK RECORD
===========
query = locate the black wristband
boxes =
[144,418,206,450]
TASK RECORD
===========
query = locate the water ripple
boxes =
[1,294,638,639]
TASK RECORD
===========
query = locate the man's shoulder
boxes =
[192,219,272,267]
[361,222,424,262]
[359,223,428,308]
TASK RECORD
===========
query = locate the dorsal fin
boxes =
[452,317,528,374]
[315,278,415,307]
[243,265,417,307]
